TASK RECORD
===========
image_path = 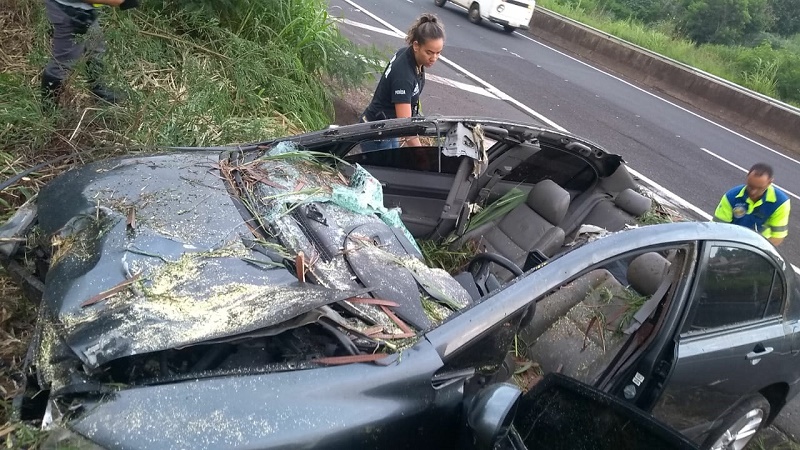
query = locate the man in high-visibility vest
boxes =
[41,0,139,107]
[714,163,791,246]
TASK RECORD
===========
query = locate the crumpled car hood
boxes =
[34,151,470,380]
[36,153,315,369]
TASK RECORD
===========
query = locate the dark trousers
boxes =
[43,0,106,81]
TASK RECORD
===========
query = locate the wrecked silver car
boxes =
[2,117,798,449]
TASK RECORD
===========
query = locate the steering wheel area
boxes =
[467,252,524,297]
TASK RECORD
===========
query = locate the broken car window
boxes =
[683,245,783,333]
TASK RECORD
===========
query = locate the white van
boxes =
[435,0,536,33]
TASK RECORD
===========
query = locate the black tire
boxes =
[702,394,770,450]
[468,3,482,24]
[434,0,446,6]
[503,25,516,33]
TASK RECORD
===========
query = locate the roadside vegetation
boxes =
[537,0,800,105]
[1,0,380,221]
[1,0,380,446]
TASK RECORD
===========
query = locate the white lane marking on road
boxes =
[701,148,800,201]
[426,74,501,99]
[343,0,800,273]
[337,18,502,99]
[335,18,403,37]
[627,168,712,220]
[342,0,406,38]
[343,0,562,129]
[512,31,800,167]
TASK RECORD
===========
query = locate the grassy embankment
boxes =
[0,0,379,446]
[537,0,800,106]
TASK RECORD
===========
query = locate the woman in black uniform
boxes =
[361,13,445,148]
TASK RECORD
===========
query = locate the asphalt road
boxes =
[329,0,800,443]
[330,0,800,271]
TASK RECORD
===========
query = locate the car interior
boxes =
[342,125,653,297]
[522,251,674,385]
[340,128,692,409]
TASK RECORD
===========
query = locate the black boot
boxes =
[86,59,125,105]
[89,83,125,104]
[40,72,64,109]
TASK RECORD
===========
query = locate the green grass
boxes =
[748,433,800,450]
[637,202,678,225]
[418,239,477,274]
[0,0,381,161]
[536,0,800,105]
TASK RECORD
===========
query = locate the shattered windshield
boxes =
[219,142,473,341]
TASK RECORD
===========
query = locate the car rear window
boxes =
[501,146,597,191]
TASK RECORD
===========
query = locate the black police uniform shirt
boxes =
[363,46,425,121]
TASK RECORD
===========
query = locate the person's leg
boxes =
[84,18,124,104]
[41,0,85,106]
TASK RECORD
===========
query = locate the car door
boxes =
[651,242,790,443]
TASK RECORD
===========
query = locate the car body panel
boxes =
[450,0,536,30]
[68,342,466,450]
[3,117,799,448]
[650,240,799,441]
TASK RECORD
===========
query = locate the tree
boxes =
[620,0,682,23]
[769,0,800,36]
[678,0,772,45]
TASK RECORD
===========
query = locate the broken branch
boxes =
[81,272,142,307]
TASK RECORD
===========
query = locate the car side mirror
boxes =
[466,382,522,450]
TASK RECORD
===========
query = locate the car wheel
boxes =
[434,0,446,6]
[503,25,516,33]
[468,3,482,24]
[702,394,770,450]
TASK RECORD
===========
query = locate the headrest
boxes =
[615,189,652,217]
[627,252,670,296]
[526,179,570,225]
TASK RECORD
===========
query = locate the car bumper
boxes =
[488,16,530,30]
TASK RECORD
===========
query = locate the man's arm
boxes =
[85,0,124,5]
[765,200,790,246]
[85,0,139,9]
[768,236,785,246]
[713,195,733,223]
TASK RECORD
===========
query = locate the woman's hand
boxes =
[400,137,422,147]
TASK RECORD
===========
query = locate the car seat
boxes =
[455,179,570,280]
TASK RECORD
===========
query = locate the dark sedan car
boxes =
[1,117,797,449]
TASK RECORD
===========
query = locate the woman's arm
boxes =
[394,103,422,147]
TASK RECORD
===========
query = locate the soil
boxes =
[331,85,374,126]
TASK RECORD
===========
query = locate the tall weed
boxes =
[1,0,380,161]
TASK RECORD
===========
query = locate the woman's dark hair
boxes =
[406,13,445,46]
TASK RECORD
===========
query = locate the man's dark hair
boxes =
[748,162,774,179]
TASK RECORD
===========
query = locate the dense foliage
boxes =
[574,0,800,43]
[540,0,800,105]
